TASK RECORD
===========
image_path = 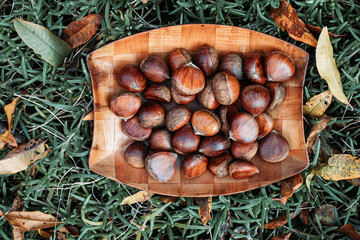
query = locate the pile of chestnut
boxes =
[110,45,295,183]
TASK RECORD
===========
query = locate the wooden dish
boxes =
[87,24,309,197]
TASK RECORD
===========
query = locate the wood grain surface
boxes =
[87,24,309,197]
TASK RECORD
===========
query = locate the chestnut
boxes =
[171,87,196,104]
[181,153,208,179]
[229,160,259,180]
[149,128,172,151]
[117,65,147,92]
[167,48,192,72]
[255,111,274,138]
[259,130,290,162]
[122,115,152,141]
[172,124,200,155]
[144,83,171,103]
[229,113,258,143]
[197,78,220,110]
[199,134,230,157]
[194,44,219,77]
[140,55,169,82]
[230,140,258,160]
[208,153,233,177]
[191,109,221,136]
[124,142,148,168]
[219,53,243,79]
[264,51,295,82]
[219,105,239,135]
[265,82,286,110]
[243,53,267,85]
[239,84,270,115]
[171,63,205,95]
[146,151,178,182]
[110,93,141,120]
[213,72,240,105]
[138,101,165,128]
[165,105,191,132]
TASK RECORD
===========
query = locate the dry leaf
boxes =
[269,0,318,47]
[0,130,18,148]
[0,139,50,175]
[303,90,333,119]
[311,138,340,162]
[272,230,298,240]
[275,174,303,205]
[313,204,336,225]
[159,196,179,203]
[305,24,344,38]
[195,197,212,225]
[38,229,53,239]
[0,96,21,148]
[310,154,360,181]
[4,96,19,130]
[298,208,309,225]
[120,191,154,205]
[347,178,360,186]
[82,110,94,121]
[264,203,306,229]
[339,224,360,240]
[316,27,352,109]
[12,195,25,240]
[62,14,101,49]
[13,228,24,240]
[306,115,333,152]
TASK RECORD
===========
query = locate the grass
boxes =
[1,0,360,239]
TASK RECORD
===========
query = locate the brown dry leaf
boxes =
[269,0,318,47]
[4,96,19,130]
[57,232,67,240]
[120,191,154,205]
[0,96,21,148]
[0,130,18,148]
[306,115,333,152]
[310,154,360,181]
[61,14,101,49]
[303,90,333,119]
[275,173,303,205]
[195,197,212,225]
[272,230,298,240]
[347,178,360,186]
[311,138,340,162]
[12,195,25,240]
[306,24,344,38]
[0,139,50,175]
[38,229,53,239]
[264,203,306,229]
[298,208,309,225]
[339,224,360,240]
[316,27,352,109]
[159,196,179,203]
[82,110,94,121]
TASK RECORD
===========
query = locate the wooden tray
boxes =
[87,24,309,197]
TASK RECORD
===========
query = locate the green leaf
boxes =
[13,18,72,67]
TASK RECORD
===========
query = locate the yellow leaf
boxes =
[4,96,19,130]
[311,154,360,181]
[303,90,333,119]
[306,115,333,152]
[120,191,154,205]
[195,197,212,225]
[82,110,94,121]
[316,27,352,109]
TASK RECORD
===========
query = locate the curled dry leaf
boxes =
[306,115,333,152]
[61,14,101,49]
[0,130,17,148]
[305,24,345,38]
[303,90,333,119]
[120,191,154,205]
[264,203,307,229]
[0,96,20,148]
[269,0,318,47]
[274,173,303,205]
[82,110,94,121]
[195,197,212,225]
[272,230,298,240]
[316,27,352,109]
[339,224,360,240]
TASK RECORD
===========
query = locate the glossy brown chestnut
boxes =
[220,105,239,135]
[259,130,290,162]
[165,105,191,132]
[199,134,230,157]
[243,53,267,85]
[255,111,274,138]
[117,65,147,92]
[219,53,243,79]
[229,160,259,180]
[194,44,219,77]
[181,153,208,179]
[110,93,141,120]
[208,153,233,177]
[124,142,148,168]
[138,101,165,128]
[264,51,295,82]
[172,124,200,155]
[265,82,286,110]
[167,48,192,72]
[146,151,177,182]
[171,63,205,95]
[149,128,172,151]
[122,115,152,141]
[144,84,171,103]
[197,78,220,110]
[213,72,240,105]
[171,87,196,104]
[140,55,169,82]
[230,140,258,160]
[191,109,221,136]
[239,84,270,115]
[229,113,259,143]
